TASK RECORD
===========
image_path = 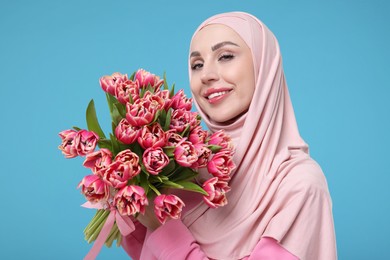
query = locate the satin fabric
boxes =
[183,12,337,260]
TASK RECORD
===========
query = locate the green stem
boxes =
[116,232,122,247]
[148,184,161,196]
[85,210,110,241]
[105,223,119,248]
[83,210,104,234]
[87,211,110,243]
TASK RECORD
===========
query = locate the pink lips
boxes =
[204,87,232,104]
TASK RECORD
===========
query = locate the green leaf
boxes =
[128,92,134,104]
[154,175,164,182]
[140,163,151,177]
[106,93,125,126]
[151,110,161,124]
[158,109,166,127]
[110,133,121,155]
[159,175,169,181]
[207,144,222,153]
[163,108,172,131]
[129,142,143,158]
[163,72,168,90]
[97,138,112,150]
[111,103,124,125]
[162,147,175,158]
[149,175,169,184]
[180,123,191,137]
[72,126,82,131]
[114,102,126,118]
[146,84,154,93]
[169,167,198,182]
[106,93,116,114]
[139,173,150,195]
[129,71,136,80]
[140,86,147,98]
[86,99,106,139]
[161,180,184,189]
[111,122,118,138]
[169,83,175,98]
[175,180,208,195]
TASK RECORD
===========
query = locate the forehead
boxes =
[190,24,247,51]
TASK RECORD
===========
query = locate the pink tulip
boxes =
[155,89,172,110]
[192,144,212,169]
[154,194,185,224]
[115,79,139,104]
[103,162,131,189]
[208,130,234,150]
[188,126,209,145]
[170,109,200,133]
[75,130,99,156]
[143,91,165,111]
[126,98,157,127]
[170,89,192,111]
[58,129,79,158]
[135,69,164,90]
[78,174,109,203]
[103,150,141,188]
[142,147,170,175]
[99,72,128,96]
[202,177,231,208]
[114,149,141,178]
[173,140,198,167]
[166,130,183,147]
[83,148,113,177]
[115,118,141,145]
[138,123,167,149]
[114,185,148,216]
[207,149,235,181]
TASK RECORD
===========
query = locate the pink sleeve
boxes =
[248,237,299,260]
[144,220,298,260]
[121,220,147,260]
[144,219,209,260]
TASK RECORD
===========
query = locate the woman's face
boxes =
[189,24,255,124]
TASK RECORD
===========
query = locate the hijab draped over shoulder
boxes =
[184,12,337,260]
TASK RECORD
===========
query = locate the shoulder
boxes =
[278,155,331,200]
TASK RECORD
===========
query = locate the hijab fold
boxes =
[184,12,336,260]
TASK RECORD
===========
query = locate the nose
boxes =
[200,64,219,85]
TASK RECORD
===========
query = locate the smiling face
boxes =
[189,24,255,124]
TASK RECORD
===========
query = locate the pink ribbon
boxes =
[82,202,135,260]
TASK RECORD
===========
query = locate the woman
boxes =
[122,11,337,260]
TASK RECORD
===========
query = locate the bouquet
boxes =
[58,69,235,259]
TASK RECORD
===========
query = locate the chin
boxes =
[209,110,248,125]
[208,115,242,125]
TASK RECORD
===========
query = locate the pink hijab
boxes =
[184,12,337,260]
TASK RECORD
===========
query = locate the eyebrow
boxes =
[190,41,239,58]
[190,51,201,58]
[211,41,239,51]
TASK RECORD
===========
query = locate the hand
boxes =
[136,202,162,231]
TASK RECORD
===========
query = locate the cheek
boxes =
[190,78,201,96]
[240,62,255,96]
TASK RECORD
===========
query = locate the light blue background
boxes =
[1,1,389,259]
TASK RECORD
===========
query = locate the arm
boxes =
[248,237,299,260]
[144,219,209,260]
[121,220,147,260]
[144,219,298,260]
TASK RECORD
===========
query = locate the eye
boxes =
[191,62,203,70]
[218,53,234,62]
